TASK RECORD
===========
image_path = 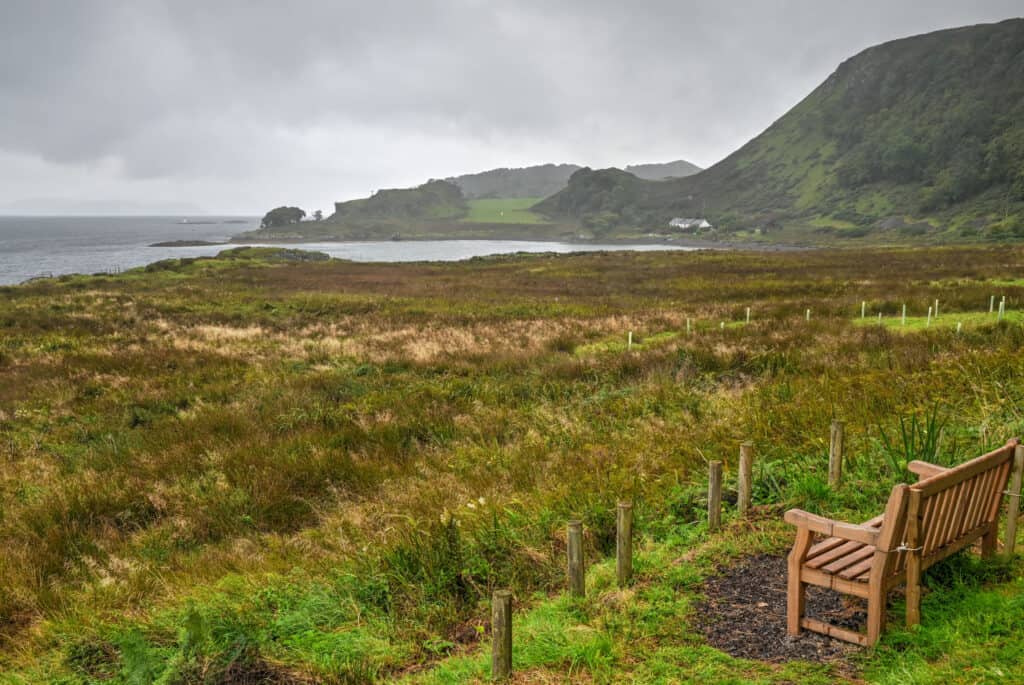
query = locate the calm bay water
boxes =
[0,216,695,285]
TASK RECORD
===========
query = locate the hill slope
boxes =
[446,163,582,199]
[446,160,701,199]
[538,19,1024,242]
[330,179,468,222]
[625,159,703,180]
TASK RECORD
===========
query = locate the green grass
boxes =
[462,197,549,224]
[1,246,1024,682]
[853,309,1023,330]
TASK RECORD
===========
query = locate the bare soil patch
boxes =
[695,554,865,666]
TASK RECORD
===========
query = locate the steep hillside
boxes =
[538,19,1024,242]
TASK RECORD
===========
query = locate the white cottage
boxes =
[668,217,712,231]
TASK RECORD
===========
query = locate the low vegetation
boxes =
[0,246,1022,683]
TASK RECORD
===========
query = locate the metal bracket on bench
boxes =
[892,543,923,553]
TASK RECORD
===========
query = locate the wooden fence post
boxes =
[829,420,844,486]
[616,501,633,587]
[491,590,512,680]
[567,520,585,597]
[738,442,754,517]
[1006,444,1024,557]
[902,303,907,326]
[708,461,723,531]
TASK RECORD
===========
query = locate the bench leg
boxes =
[981,523,998,558]
[866,581,886,645]
[787,573,806,636]
[905,565,922,627]
[787,528,812,636]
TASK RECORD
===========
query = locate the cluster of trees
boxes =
[822,28,1024,215]
[833,113,1024,213]
[260,206,323,228]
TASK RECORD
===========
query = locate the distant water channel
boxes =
[0,216,697,285]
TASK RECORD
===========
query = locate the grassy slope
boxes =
[461,198,548,224]
[1,247,1024,682]
[538,19,1024,244]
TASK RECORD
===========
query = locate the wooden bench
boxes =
[784,438,1023,646]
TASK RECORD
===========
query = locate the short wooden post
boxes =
[491,590,512,680]
[738,441,754,517]
[926,306,932,327]
[627,331,633,350]
[877,312,882,324]
[861,301,866,319]
[956,321,962,334]
[902,303,907,326]
[990,295,996,314]
[934,299,939,319]
[828,420,844,486]
[686,317,691,334]
[708,461,722,531]
[745,307,751,324]
[1006,444,1024,557]
[805,308,811,321]
[567,520,585,597]
[616,501,633,587]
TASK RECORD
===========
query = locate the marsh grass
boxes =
[0,246,1023,682]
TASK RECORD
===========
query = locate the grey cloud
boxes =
[0,0,1021,213]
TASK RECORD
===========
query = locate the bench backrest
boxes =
[880,441,1017,579]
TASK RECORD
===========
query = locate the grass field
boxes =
[1,245,1023,683]
[461,198,549,224]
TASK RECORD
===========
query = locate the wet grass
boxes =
[0,245,1023,682]
[461,198,549,224]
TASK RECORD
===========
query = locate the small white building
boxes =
[669,217,712,231]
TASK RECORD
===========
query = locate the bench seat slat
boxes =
[806,540,863,569]
[805,513,885,561]
[821,545,875,576]
[838,555,875,581]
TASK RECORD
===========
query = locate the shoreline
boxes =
[218,234,806,252]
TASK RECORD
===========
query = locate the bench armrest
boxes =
[784,509,880,546]
[908,460,949,480]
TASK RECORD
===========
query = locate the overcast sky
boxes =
[0,1,1020,215]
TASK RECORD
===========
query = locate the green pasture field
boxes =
[461,198,549,224]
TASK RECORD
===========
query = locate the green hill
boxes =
[331,179,468,222]
[446,163,582,199]
[446,160,701,200]
[625,159,703,180]
[537,19,1024,243]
